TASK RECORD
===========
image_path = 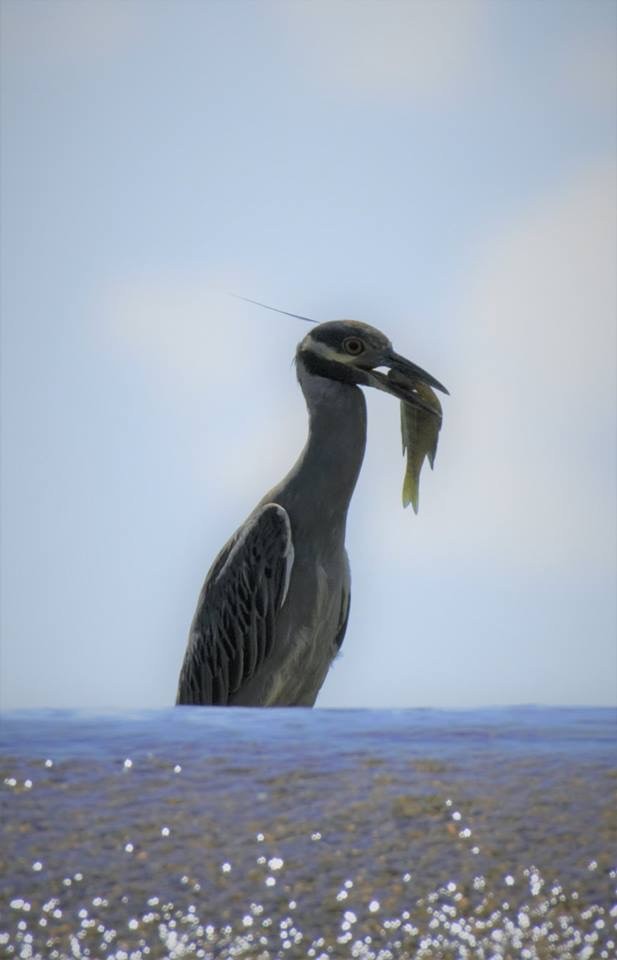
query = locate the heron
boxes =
[176,305,447,707]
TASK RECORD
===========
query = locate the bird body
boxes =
[176,318,446,707]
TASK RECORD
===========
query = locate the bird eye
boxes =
[344,337,364,356]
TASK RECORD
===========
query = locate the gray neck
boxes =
[271,360,367,543]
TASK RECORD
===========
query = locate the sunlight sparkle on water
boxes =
[3,849,613,959]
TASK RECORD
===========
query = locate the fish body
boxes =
[388,371,443,513]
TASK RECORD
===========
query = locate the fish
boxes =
[388,370,443,514]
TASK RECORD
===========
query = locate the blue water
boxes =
[2,704,614,759]
[1,707,615,959]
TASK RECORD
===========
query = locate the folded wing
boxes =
[176,503,294,705]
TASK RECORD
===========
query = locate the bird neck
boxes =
[287,360,368,536]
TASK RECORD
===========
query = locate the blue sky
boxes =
[1,0,615,709]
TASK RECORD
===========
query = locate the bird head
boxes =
[296,320,448,415]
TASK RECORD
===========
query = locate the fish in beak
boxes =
[358,351,448,514]
[357,349,448,410]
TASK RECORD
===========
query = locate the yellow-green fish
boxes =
[389,373,442,514]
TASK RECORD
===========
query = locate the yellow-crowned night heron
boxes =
[176,316,447,706]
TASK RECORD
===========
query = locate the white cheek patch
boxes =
[307,339,358,365]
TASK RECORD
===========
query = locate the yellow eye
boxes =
[344,337,364,356]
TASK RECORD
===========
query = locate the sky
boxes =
[1,0,615,710]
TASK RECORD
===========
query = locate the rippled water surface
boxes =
[1,706,615,959]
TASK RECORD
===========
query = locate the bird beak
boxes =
[357,350,448,415]
[387,352,449,395]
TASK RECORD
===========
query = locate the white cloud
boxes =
[105,275,286,389]
[275,0,484,102]
[106,277,237,385]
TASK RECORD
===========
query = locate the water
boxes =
[0,706,615,959]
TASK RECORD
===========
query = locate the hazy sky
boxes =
[1,0,615,710]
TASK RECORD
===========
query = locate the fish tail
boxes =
[402,470,420,514]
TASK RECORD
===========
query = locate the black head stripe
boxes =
[309,325,351,351]
[298,348,359,384]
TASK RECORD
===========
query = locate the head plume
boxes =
[230,294,317,324]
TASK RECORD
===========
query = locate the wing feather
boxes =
[176,503,294,705]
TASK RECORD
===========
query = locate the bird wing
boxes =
[176,503,294,705]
